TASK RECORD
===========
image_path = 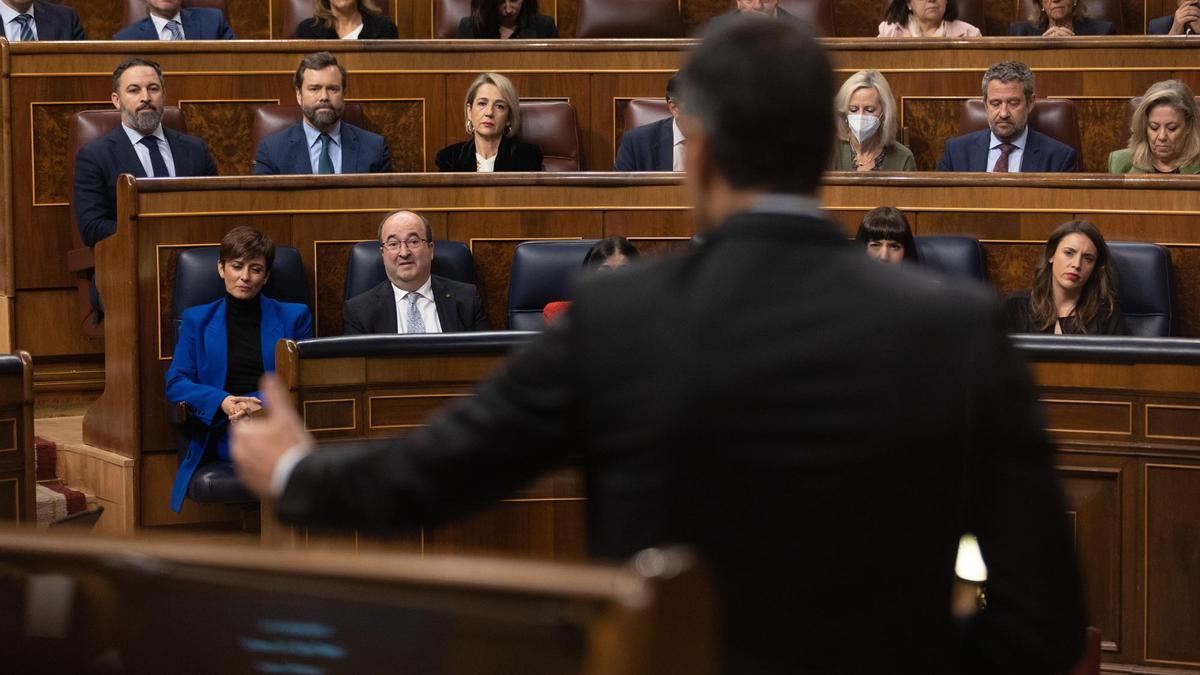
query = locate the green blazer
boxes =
[830,140,917,171]
[1108,148,1200,174]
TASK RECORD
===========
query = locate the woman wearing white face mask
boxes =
[829,70,916,172]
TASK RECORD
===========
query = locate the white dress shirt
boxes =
[392,276,443,334]
[987,125,1028,173]
[149,12,185,39]
[1,2,37,41]
[341,23,363,39]
[475,153,496,172]
[671,118,686,172]
[302,120,342,174]
[121,123,177,177]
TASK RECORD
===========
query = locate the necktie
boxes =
[165,19,183,40]
[138,135,170,178]
[993,143,1016,173]
[13,14,34,41]
[404,292,425,334]
[318,133,335,174]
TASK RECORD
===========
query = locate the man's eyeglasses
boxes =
[381,237,430,252]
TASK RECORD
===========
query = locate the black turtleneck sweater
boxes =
[223,293,264,396]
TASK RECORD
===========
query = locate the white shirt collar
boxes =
[0,2,35,24]
[990,124,1029,150]
[121,122,166,146]
[672,117,685,148]
[149,10,183,35]
[392,275,433,303]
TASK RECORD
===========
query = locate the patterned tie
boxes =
[13,14,34,41]
[138,135,170,177]
[993,142,1016,173]
[404,292,425,334]
[318,133,335,174]
[165,19,183,40]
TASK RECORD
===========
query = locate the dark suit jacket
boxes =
[1005,289,1128,335]
[936,128,1078,172]
[294,13,399,38]
[454,12,559,38]
[113,7,235,39]
[32,0,86,39]
[252,121,393,175]
[1149,13,1195,34]
[614,117,673,171]
[74,125,218,247]
[1008,17,1114,35]
[165,295,312,512]
[435,136,543,172]
[341,276,490,334]
[278,209,1085,675]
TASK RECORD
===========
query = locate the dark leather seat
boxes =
[1017,0,1124,33]
[914,235,987,281]
[280,0,393,38]
[575,0,684,37]
[434,0,470,37]
[67,108,189,337]
[507,239,599,330]
[779,0,835,36]
[1108,241,1173,337]
[121,0,230,31]
[959,98,1082,165]
[170,245,309,504]
[249,104,369,170]
[518,100,582,171]
[343,239,475,302]
[880,0,984,33]
[623,99,671,132]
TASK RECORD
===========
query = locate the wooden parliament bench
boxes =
[1,527,714,675]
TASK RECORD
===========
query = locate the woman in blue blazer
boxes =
[165,227,312,512]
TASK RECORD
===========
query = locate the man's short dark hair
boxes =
[219,226,276,271]
[112,57,164,93]
[678,19,832,193]
[982,60,1035,100]
[665,73,682,106]
[294,51,347,90]
[377,211,433,243]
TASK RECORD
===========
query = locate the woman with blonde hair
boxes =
[830,70,916,171]
[295,0,399,38]
[1009,0,1114,36]
[1109,80,1200,174]
[435,72,544,172]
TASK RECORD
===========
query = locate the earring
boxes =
[467,121,474,134]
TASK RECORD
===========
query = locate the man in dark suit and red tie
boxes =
[1,0,85,40]
[234,19,1085,675]
[937,60,1078,173]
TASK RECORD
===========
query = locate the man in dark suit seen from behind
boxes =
[254,52,393,175]
[614,73,684,172]
[113,0,235,39]
[233,19,1085,675]
[1,0,85,40]
[938,60,1078,172]
[342,210,489,334]
[1149,0,1199,34]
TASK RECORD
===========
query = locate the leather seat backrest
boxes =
[1017,0,1124,33]
[576,0,684,37]
[507,240,599,330]
[778,0,835,35]
[517,100,582,171]
[122,0,231,30]
[623,98,671,132]
[279,0,393,37]
[171,245,309,346]
[914,235,987,281]
[1108,241,1173,337]
[343,239,475,302]
[959,98,1081,166]
[878,0,984,32]
[434,0,471,37]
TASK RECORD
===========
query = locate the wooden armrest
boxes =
[67,246,95,273]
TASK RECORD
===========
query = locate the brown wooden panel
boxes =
[14,289,103,358]
[901,98,961,171]
[356,100,426,173]
[1041,398,1132,435]
[0,478,18,522]
[424,497,587,560]
[315,241,356,337]
[1144,464,1200,666]
[366,354,505,385]
[368,392,469,429]
[1145,404,1200,442]
[303,397,359,432]
[1057,466,1123,652]
[179,100,276,176]
[682,0,726,35]
[139,450,243,527]
[983,241,1042,299]
[1075,98,1132,174]
[225,0,271,38]
[595,73,677,173]
[32,102,112,206]
[65,0,124,40]
[0,419,16,453]
[1170,247,1200,339]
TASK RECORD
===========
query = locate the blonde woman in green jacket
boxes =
[1109,80,1200,174]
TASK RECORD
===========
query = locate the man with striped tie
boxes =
[1,0,85,40]
[342,211,490,335]
[113,0,235,40]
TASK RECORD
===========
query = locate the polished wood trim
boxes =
[367,392,468,430]
[302,397,358,432]
[1142,463,1200,668]
[1144,404,1200,442]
